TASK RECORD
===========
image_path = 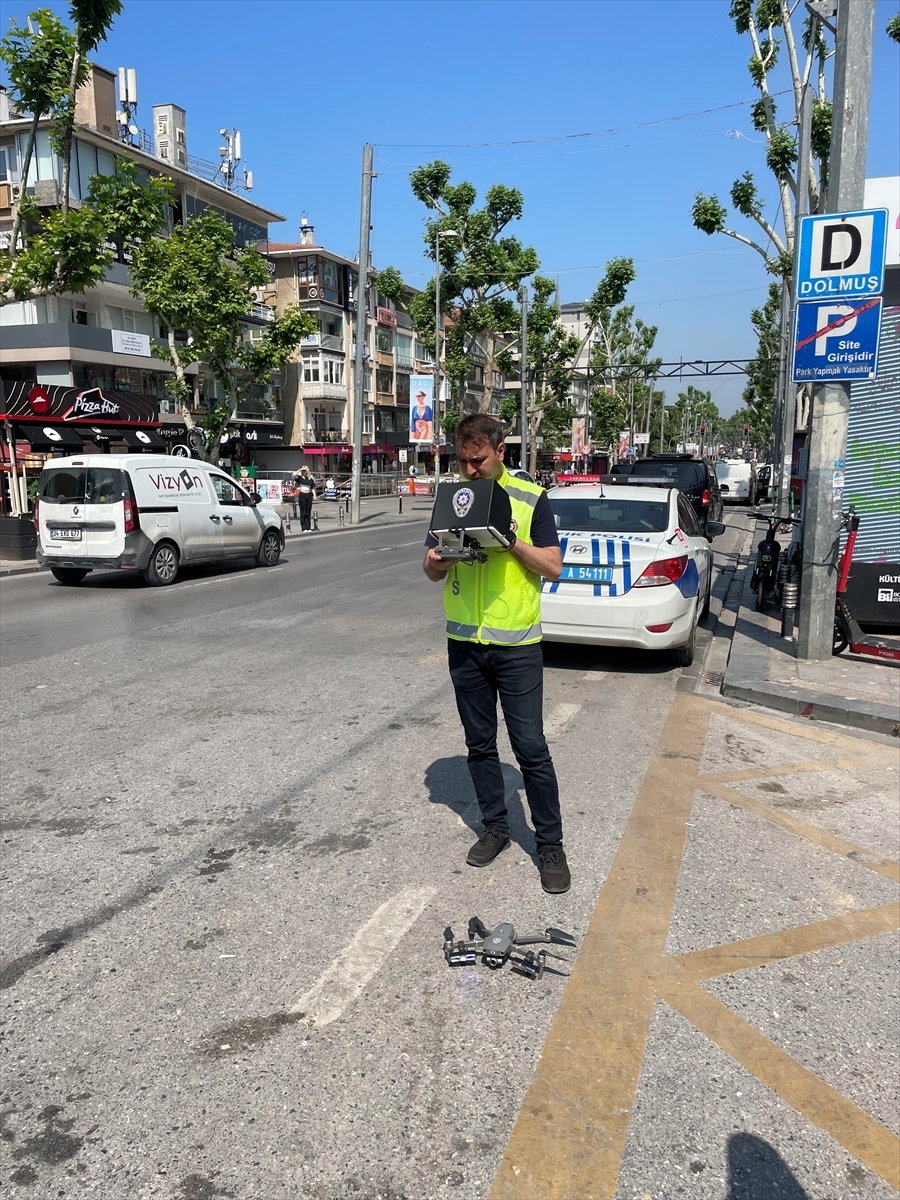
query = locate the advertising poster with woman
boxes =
[409,376,434,443]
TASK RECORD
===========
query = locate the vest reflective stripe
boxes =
[480,623,543,644]
[503,483,539,508]
[446,620,479,638]
[443,468,547,645]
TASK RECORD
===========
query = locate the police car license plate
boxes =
[49,527,82,541]
[560,565,613,583]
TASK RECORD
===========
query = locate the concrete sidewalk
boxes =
[0,493,433,576]
[719,523,900,737]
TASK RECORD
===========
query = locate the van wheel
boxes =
[50,567,88,585]
[671,618,696,667]
[143,542,179,586]
[256,529,281,567]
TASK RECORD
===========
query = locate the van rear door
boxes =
[37,465,128,559]
[37,466,87,557]
[82,464,128,557]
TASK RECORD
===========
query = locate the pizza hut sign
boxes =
[1,380,158,424]
[62,389,122,421]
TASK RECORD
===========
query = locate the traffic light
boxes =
[743,424,749,433]
[700,424,706,433]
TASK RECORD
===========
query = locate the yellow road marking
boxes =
[674,902,900,980]
[700,696,900,758]
[700,778,900,882]
[489,693,900,1198]
[489,692,710,1199]
[658,962,900,1191]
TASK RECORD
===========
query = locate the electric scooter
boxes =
[833,511,900,662]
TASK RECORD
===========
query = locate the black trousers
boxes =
[447,639,563,849]
[297,493,313,530]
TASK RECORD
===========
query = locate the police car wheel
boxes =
[143,542,179,587]
[671,618,696,667]
[700,573,711,619]
[256,530,281,567]
[50,567,88,586]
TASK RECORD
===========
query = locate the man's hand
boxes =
[423,547,454,582]
[510,539,563,581]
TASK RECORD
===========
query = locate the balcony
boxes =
[301,333,343,351]
[396,353,414,371]
[303,428,349,444]
[247,303,275,323]
[302,381,347,401]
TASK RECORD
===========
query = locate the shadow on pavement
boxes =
[727,1133,811,1199]
[423,755,534,852]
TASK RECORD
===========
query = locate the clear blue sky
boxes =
[6,0,899,414]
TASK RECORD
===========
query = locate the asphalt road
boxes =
[8,508,890,1200]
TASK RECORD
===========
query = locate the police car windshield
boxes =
[550,497,669,533]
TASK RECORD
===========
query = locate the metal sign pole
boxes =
[350,143,373,526]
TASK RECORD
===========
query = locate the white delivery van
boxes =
[34,454,284,586]
[715,459,756,504]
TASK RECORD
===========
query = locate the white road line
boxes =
[291,887,435,1028]
[544,702,581,742]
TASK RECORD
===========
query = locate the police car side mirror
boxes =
[706,520,725,538]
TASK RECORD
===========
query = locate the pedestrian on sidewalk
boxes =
[292,466,316,533]
[422,414,570,894]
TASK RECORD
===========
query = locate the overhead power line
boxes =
[376,92,791,150]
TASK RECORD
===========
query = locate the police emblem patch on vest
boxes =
[452,487,474,518]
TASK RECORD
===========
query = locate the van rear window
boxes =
[39,467,126,505]
[631,461,704,489]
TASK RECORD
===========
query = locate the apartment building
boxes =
[0,67,284,473]
[264,218,435,475]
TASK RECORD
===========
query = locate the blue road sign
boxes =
[791,296,882,383]
[795,208,888,300]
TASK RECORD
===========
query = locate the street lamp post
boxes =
[434,229,459,493]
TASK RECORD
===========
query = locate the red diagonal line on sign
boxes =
[795,297,880,353]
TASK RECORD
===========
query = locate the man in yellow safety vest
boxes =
[423,414,570,893]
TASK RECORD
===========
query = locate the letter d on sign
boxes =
[821,223,862,272]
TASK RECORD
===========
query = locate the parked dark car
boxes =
[629,453,724,536]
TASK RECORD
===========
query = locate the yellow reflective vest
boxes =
[443,467,546,645]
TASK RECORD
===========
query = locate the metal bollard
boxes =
[313,508,319,532]
[398,495,403,515]
[780,580,799,639]
[338,504,344,527]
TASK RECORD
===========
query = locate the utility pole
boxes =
[798,0,874,659]
[519,285,528,472]
[350,144,373,526]
[775,82,813,520]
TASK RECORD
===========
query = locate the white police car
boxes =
[541,480,723,664]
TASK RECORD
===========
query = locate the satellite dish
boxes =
[128,124,139,136]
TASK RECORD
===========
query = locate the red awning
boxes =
[303,446,351,455]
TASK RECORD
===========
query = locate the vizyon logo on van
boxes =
[138,468,207,500]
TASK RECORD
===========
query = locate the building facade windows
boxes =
[376,327,393,354]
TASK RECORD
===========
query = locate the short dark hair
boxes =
[454,413,505,451]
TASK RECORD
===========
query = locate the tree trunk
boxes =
[8,111,40,265]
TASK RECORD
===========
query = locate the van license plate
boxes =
[49,528,82,541]
[560,565,613,583]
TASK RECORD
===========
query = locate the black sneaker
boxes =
[466,827,510,867]
[539,845,571,894]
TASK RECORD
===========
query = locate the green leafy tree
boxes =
[498,276,581,474]
[691,0,837,275]
[0,3,172,305]
[129,211,316,461]
[402,160,539,413]
[588,303,660,454]
[661,386,720,453]
[740,280,780,443]
[887,13,900,43]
